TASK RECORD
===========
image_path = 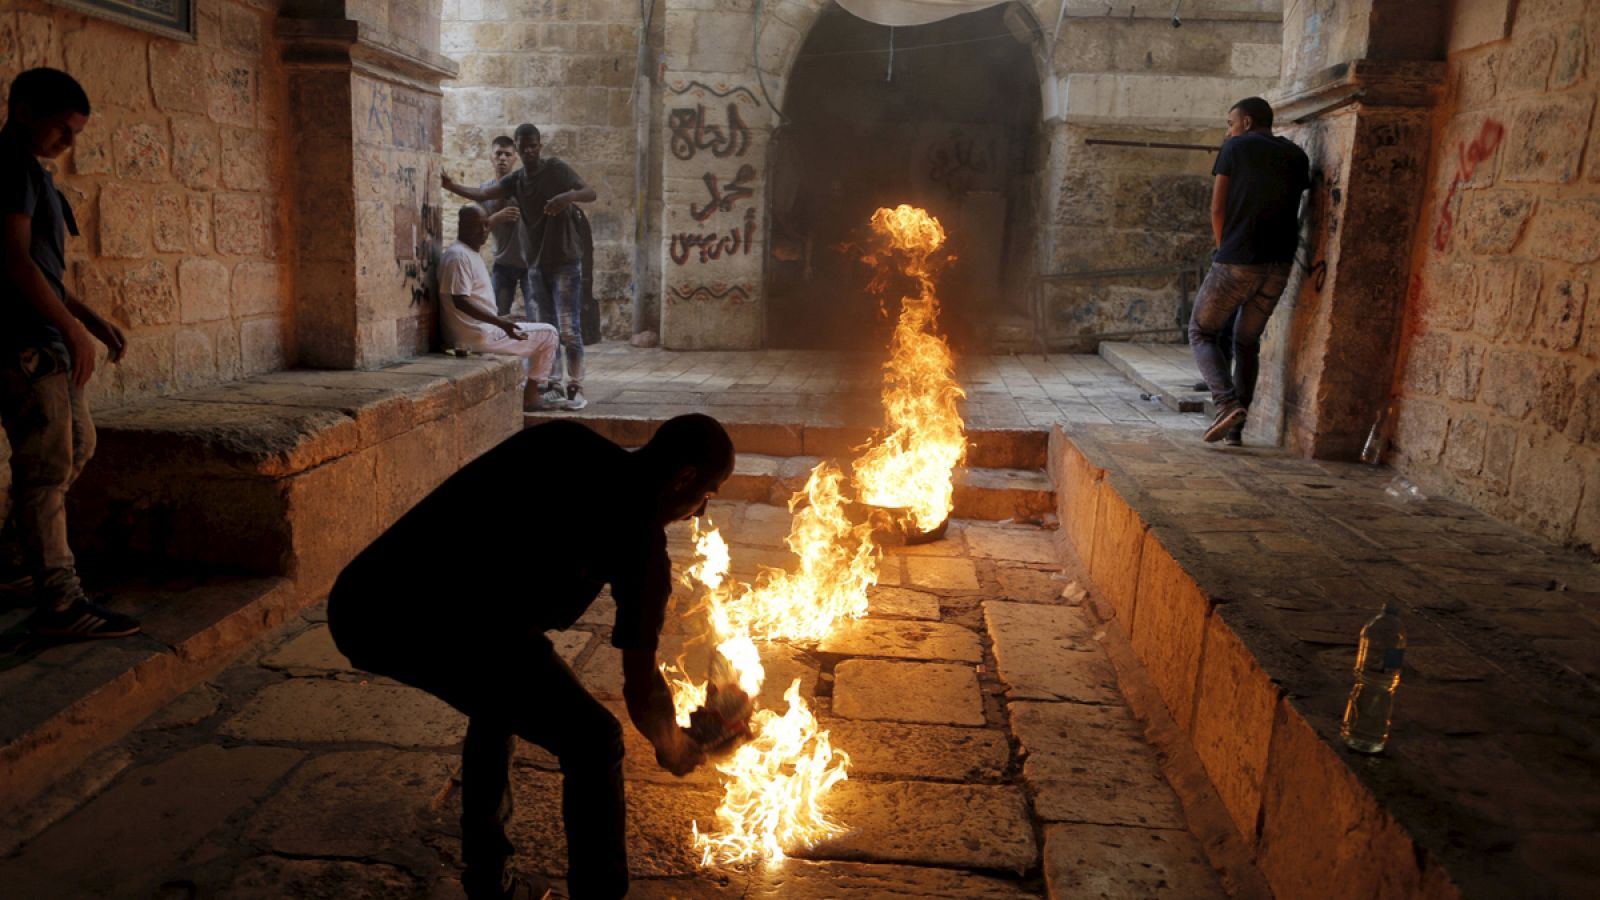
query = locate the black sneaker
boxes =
[25,600,141,640]
[565,383,587,411]
[1203,404,1246,443]
[1223,424,1244,447]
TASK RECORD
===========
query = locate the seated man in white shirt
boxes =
[440,205,561,411]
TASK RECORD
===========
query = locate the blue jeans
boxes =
[535,261,584,387]
[1188,261,1292,409]
[491,264,537,320]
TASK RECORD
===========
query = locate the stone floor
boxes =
[573,343,1206,433]
[0,505,1239,899]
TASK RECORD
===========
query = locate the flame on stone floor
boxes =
[665,205,965,867]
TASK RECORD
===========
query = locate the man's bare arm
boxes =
[440,171,507,203]
[543,178,598,216]
[1,213,97,385]
[451,294,523,339]
[1210,174,1229,249]
[622,647,704,776]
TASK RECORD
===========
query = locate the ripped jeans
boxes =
[533,261,584,387]
[1187,261,1293,409]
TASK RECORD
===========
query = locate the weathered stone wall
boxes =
[0,0,294,407]
[1390,0,1600,550]
[439,0,652,339]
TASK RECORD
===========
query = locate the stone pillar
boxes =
[1249,1,1448,457]
[276,2,456,369]
[659,77,769,349]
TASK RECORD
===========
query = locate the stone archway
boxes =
[656,1,1050,351]
[763,3,1047,351]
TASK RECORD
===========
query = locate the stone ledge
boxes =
[73,356,524,591]
[526,413,1050,471]
[1048,422,1600,899]
[0,576,296,820]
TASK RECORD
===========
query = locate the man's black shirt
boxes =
[1213,131,1311,265]
[0,126,73,354]
[331,421,671,657]
[496,157,584,269]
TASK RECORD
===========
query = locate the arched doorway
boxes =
[765,3,1044,352]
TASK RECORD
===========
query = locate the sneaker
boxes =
[523,385,565,412]
[1203,404,1246,443]
[25,600,141,640]
[1223,424,1244,447]
[564,384,587,411]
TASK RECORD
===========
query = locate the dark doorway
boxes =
[765,3,1043,352]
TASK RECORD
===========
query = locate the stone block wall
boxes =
[0,0,294,408]
[439,0,653,338]
[351,72,444,361]
[1390,0,1600,550]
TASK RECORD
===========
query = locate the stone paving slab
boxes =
[984,601,1121,703]
[904,556,981,591]
[832,659,984,726]
[219,678,465,747]
[808,780,1038,872]
[1043,823,1225,898]
[630,859,1040,898]
[245,749,456,875]
[258,623,352,672]
[864,585,943,619]
[506,767,722,879]
[817,618,982,663]
[1010,701,1187,829]
[819,718,1009,781]
[0,745,303,898]
[965,523,1062,564]
[218,856,423,900]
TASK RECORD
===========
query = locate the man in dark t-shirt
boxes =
[328,415,734,900]
[1189,96,1311,444]
[1,68,135,639]
[444,124,596,410]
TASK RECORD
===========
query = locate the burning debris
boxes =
[668,205,967,868]
[853,205,968,534]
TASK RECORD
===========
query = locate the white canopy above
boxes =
[834,0,1010,27]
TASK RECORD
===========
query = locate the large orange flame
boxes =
[852,205,968,531]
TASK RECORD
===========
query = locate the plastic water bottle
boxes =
[1360,407,1388,465]
[1341,602,1405,753]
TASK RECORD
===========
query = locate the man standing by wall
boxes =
[444,124,597,410]
[1189,96,1311,445]
[479,135,537,321]
[1,68,135,638]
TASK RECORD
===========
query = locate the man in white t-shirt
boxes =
[440,205,561,411]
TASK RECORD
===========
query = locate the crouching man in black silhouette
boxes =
[329,414,735,900]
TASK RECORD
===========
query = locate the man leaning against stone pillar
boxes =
[1188,96,1311,446]
[1,68,138,640]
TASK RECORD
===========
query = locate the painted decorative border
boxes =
[47,0,196,43]
[666,80,760,106]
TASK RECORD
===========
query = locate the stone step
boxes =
[0,574,302,821]
[716,454,1053,522]
[524,413,1049,470]
[1098,341,1209,413]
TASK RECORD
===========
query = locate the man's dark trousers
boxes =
[334,624,628,899]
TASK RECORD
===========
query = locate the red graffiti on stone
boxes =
[670,208,758,265]
[1432,119,1505,252]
